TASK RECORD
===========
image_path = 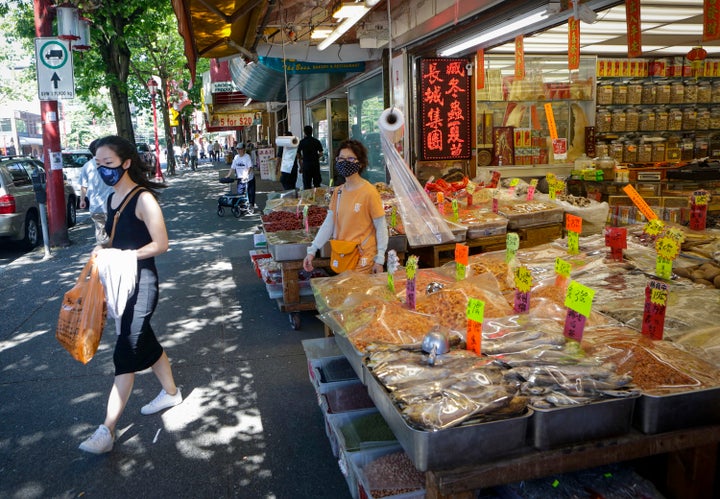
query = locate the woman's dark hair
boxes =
[94,135,166,194]
[336,139,368,174]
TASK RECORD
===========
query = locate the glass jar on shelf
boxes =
[596,107,612,133]
[612,81,628,105]
[712,81,720,103]
[625,107,640,132]
[597,82,614,105]
[623,140,638,163]
[627,81,643,105]
[684,80,698,104]
[695,136,709,159]
[697,81,711,103]
[655,81,671,104]
[651,141,666,162]
[595,142,609,158]
[697,108,711,130]
[670,81,685,104]
[668,108,683,131]
[666,135,682,162]
[682,107,697,130]
[681,138,694,161]
[611,108,627,132]
[710,108,720,129]
[655,107,669,130]
[641,81,656,104]
[639,108,656,131]
[637,140,653,163]
[610,140,624,164]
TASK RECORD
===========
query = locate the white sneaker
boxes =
[79,424,114,454]
[141,388,182,415]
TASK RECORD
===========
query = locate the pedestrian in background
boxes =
[213,140,221,161]
[79,138,114,245]
[278,132,299,191]
[78,135,182,455]
[188,142,198,170]
[225,143,256,208]
[298,125,323,189]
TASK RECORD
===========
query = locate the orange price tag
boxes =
[622,184,658,221]
[565,214,582,233]
[544,103,558,140]
[466,319,482,355]
[455,243,469,266]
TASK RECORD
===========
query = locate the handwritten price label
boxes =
[655,236,679,261]
[406,255,418,280]
[655,256,672,280]
[506,233,519,263]
[564,280,595,318]
[456,262,466,281]
[565,214,582,234]
[451,199,459,222]
[567,231,579,255]
[514,266,532,293]
[466,318,482,355]
[390,206,397,227]
[555,258,572,278]
[693,190,709,205]
[644,218,664,237]
[455,243,469,265]
[466,298,486,323]
[623,184,658,221]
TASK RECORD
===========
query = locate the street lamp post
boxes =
[147,78,163,182]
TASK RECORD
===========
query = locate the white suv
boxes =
[61,149,93,206]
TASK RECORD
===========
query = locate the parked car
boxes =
[61,149,93,206]
[0,156,77,250]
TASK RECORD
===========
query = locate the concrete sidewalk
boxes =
[0,162,350,498]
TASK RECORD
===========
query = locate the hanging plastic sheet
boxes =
[378,108,455,247]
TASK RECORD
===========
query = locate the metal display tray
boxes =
[530,395,639,450]
[268,242,309,261]
[365,369,532,471]
[634,387,720,434]
[333,331,366,384]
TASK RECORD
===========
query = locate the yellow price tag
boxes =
[514,266,532,293]
[665,227,685,244]
[555,257,572,278]
[644,218,665,236]
[650,287,668,306]
[655,236,679,261]
[406,255,418,280]
[567,231,579,255]
[564,280,595,318]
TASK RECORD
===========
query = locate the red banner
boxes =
[568,16,580,70]
[626,0,642,57]
[515,36,525,79]
[476,49,485,90]
[705,0,720,41]
[419,58,472,160]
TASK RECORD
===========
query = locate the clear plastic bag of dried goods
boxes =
[379,109,455,247]
[415,276,513,333]
[360,450,425,496]
[310,271,394,314]
[674,325,720,369]
[481,315,567,357]
[581,325,720,395]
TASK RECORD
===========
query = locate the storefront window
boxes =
[348,73,386,184]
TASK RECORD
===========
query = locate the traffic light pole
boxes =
[34,0,69,248]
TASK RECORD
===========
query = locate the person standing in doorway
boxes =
[78,135,182,455]
[79,139,114,245]
[298,125,323,189]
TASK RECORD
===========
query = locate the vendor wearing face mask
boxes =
[303,139,388,274]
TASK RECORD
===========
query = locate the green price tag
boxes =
[510,178,520,187]
[656,256,672,280]
[390,206,397,228]
[555,257,571,278]
[514,266,532,293]
[456,262,466,281]
[506,233,520,263]
[548,181,556,200]
[452,199,459,222]
[567,231,579,255]
[466,298,485,323]
[387,273,395,293]
[406,255,418,280]
[564,280,595,318]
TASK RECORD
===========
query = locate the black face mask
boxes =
[335,159,361,177]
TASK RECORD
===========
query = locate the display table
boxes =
[410,222,563,268]
[425,424,720,499]
[274,257,330,329]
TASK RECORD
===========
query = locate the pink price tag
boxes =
[563,309,587,341]
[526,185,536,201]
[689,203,708,231]
[492,197,499,213]
[406,278,416,310]
[514,290,531,313]
[642,281,667,340]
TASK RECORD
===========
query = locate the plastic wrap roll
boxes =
[379,108,405,144]
[276,136,299,147]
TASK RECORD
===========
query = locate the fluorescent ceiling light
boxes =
[317,3,370,51]
[244,97,253,107]
[438,8,555,56]
[645,23,704,35]
[577,44,667,54]
[311,28,333,39]
[599,7,701,21]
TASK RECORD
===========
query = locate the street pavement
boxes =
[0,160,351,498]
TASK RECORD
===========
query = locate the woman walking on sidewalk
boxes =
[78,135,182,455]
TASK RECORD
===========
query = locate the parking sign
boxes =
[35,37,75,100]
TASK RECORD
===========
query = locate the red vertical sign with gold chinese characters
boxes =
[476,49,485,90]
[515,36,525,79]
[419,58,472,160]
[568,16,580,70]
[705,0,720,41]
[626,0,642,57]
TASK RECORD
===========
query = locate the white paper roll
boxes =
[276,135,299,147]
[378,108,405,144]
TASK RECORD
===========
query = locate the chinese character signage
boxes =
[626,0,642,58]
[705,0,720,41]
[419,58,472,160]
[568,16,580,70]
